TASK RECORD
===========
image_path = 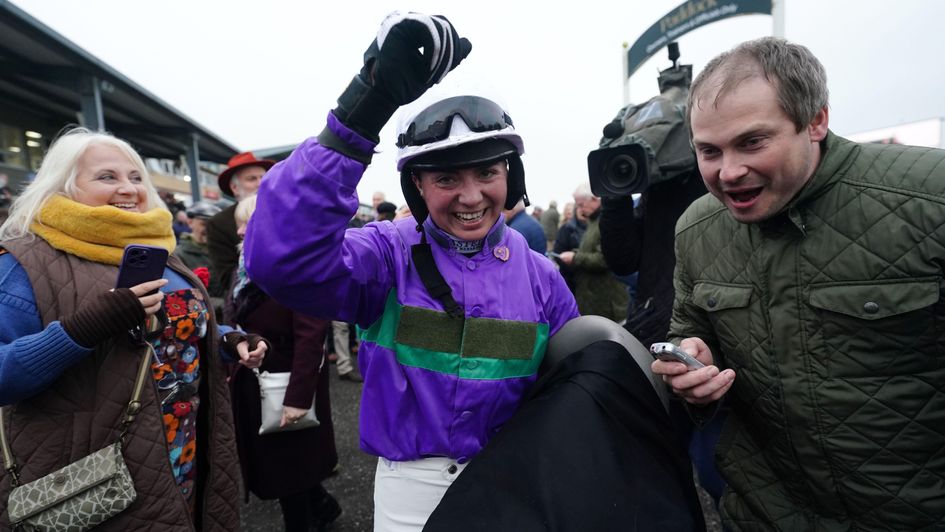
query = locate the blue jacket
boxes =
[507,209,547,254]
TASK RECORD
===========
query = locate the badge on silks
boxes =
[493,246,510,262]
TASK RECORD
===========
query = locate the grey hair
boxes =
[687,37,829,133]
[572,183,597,200]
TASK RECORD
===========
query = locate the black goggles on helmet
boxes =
[397,96,514,148]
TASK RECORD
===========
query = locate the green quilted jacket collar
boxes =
[784,130,858,211]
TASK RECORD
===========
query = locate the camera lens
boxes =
[587,143,649,197]
[604,154,639,189]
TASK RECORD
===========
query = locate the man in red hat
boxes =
[206,152,274,308]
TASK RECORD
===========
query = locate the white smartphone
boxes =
[649,342,705,369]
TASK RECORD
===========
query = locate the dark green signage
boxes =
[627,0,772,78]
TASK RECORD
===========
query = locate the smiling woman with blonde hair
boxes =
[0,127,265,531]
[0,129,164,242]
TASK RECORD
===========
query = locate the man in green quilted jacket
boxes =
[654,36,945,531]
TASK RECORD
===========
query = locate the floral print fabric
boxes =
[150,288,207,509]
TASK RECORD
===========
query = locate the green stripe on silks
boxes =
[359,289,549,380]
[359,290,402,347]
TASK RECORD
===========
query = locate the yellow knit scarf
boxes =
[31,195,176,265]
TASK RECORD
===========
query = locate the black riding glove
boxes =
[60,288,147,348]
[330,11,472,147]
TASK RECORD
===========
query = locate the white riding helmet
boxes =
[395,94,529,225]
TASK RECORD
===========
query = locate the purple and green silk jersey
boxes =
[245,113,579,462]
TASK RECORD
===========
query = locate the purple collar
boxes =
[423,214,507,255]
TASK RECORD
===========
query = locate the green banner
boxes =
[627,0,772,78]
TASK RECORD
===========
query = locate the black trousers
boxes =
[278,484,328,532]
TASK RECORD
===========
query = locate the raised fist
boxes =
[332,12,472,144]
[365,12,472,106]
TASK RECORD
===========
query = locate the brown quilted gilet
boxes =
[0,237,241,531]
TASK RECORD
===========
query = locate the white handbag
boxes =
[254,369,319,435]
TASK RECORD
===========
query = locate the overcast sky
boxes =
[11,0,945,209]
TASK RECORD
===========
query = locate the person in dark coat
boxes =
[599,173,706,349]
[173,201,221,271]
[557,185,628,322]
[228,195,341,532]
[552,203,587,293]
[375,201,397,221]
[206,152,274,303]
[539,200,559,250]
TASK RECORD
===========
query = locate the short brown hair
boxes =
[688,37,828,133]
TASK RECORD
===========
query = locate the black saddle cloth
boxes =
[424,340,706,532]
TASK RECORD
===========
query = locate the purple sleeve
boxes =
[243,114,395,326]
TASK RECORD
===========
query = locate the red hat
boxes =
[217,152,275,196]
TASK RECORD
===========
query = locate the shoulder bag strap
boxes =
[0,405,18,486]
[117,342,157,442]
[0,341,155,486]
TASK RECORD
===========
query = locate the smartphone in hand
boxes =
[649,342,705,369]
[116,244,168,291]
[116,244,168,341]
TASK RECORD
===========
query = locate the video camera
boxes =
[587,43,696,198]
